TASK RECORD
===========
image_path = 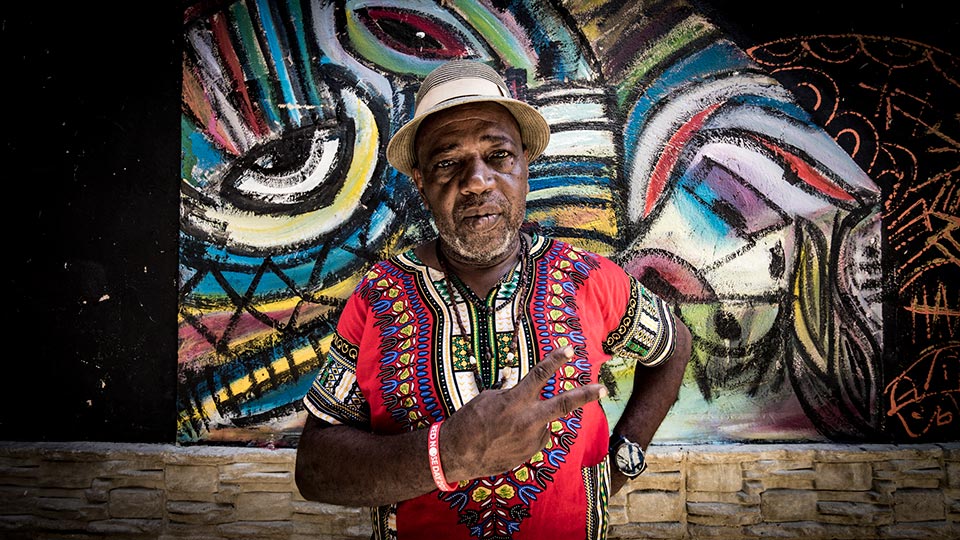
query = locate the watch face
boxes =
[614,439,646,477]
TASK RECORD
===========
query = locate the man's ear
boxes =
[411,169,428,204]
[411,168,422,190]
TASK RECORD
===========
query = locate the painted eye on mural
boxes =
[342,3,494,68]
[354,7,471,59]
[682,157,789,241]
[219,121,349,214]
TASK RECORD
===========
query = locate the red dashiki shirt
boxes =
[303,235,675,539]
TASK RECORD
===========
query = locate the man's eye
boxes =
[490,150,510,160]
[435,159,455,169]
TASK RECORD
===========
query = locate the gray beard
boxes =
[438,228,517,267]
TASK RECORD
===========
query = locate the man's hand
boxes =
[295,345,608,506]
[439,346,608,482]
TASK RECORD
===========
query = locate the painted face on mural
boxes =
[412,102,530,266]
[616,106,882,441]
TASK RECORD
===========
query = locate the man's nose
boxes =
[459,155,495,194]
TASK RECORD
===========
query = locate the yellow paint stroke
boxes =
[186,333,333,431]
[201,89,377,249]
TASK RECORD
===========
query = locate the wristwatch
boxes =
[610,433,647,477]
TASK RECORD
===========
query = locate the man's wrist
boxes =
[428,421,459,492]
[610,432,647,478]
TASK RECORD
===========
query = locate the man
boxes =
[295,59,691,539]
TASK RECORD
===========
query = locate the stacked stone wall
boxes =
[1,442,957,539]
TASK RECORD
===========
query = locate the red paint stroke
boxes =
[212,12,266,138]
[183,61,240,155]
[645,103,722,218]
[756,138,855,202]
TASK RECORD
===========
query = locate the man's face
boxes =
[412,102,530,266]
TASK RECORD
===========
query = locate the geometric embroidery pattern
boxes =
[433,239,607,539]
[602,277,676,367]
[303,331,369,427]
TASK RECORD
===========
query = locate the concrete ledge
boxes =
[1,441,957,539]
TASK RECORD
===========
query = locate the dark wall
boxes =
[1,1,954,443]
[696,0,955,53]
[2,4,181,442]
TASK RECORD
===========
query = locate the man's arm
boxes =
[295,415,435,505]
[295,346,608,507]
[609,312,692,494]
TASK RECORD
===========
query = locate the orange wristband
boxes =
[428,421,458,492]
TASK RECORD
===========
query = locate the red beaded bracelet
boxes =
[428,421,458,492]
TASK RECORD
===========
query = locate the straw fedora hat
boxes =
[385,60,550,178]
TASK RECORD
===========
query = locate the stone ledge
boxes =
[0,441,956,539]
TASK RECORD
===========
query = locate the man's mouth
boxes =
[459,204,503,230]
[461,212,500,229]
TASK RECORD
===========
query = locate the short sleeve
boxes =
[302,294,371,427]
[602,276,676,367]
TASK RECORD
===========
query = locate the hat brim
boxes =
[385,94,550,179]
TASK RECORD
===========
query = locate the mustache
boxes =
[454,192,507,214]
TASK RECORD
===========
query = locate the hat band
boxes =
[414,77,508,117]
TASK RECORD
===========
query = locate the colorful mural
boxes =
[743,35,959,442]
[179,0,954,446]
